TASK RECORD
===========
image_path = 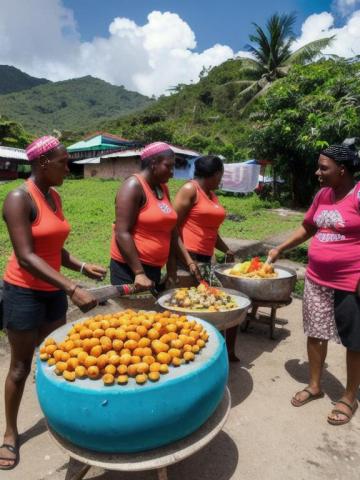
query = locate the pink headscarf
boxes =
[141,142,173,161]
[26,135,60,161]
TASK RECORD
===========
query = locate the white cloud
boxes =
[293,11,360,58]
[1,1,360,97]
[0,1,234,96]
[334,0,360,16]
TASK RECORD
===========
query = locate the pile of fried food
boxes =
[39,310,208,386]
[165,283,237,312]
[228,257,278,279]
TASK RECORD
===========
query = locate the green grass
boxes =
[0,178,304,279]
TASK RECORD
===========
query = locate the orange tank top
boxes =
[4,179,71,291]
[180,180,226,256]
[111,174,178,267]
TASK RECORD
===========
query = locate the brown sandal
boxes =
[291,388,324,407]
[327,399,358,426]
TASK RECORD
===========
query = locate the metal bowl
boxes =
[157,288,251,330]
[214,264,297,302]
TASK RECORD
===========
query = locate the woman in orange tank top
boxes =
[170,156,240,361]
[0,137,106,470]
[110,142,200,290]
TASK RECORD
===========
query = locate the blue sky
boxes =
[63,0,337,50]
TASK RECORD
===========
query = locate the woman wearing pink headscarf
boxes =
[0,136,106,470]
[110,142,200,290]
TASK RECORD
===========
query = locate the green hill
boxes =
[0,65,49,94]
[101,58,255,161]
[0,75,153,135]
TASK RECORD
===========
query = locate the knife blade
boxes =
[87,284,159,303]
[87,284,137,303]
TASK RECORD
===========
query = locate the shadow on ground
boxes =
[20,417,47,447]
[235,320,290,370]
[86,431,238,480]
[228,363,253,408]
[285,359,346,402]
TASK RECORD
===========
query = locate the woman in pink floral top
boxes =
[269,145,360,426]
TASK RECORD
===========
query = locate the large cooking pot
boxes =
[36,316,228,453]
[157,288,251,330]
[214,264,297,302]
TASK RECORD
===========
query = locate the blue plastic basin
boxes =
[36,316,228,453]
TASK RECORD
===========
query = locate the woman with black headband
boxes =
[169,155,238,361]
[268,145,360,425]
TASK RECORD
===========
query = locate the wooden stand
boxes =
[241,298,292,339]
[47,388,231,480]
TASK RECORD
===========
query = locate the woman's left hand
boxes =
[225,250,235,263]
[165,274,179,289]
[189,262,202,282]
[83,264,107,280]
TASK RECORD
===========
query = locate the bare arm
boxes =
[268,223,317,262]
[167,183,201,281]
[168,228,202,282]
[114,177,153,289]
[173,182,196,226]
[3,189,97,311]
[61,249,106,280]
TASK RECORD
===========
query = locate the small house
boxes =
[0,146,29,181]
[74,145,200,180]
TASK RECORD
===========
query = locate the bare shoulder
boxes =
[3,187,31,219]
[116,176,143,204]
[4,187,29,206]
[178,181,196,197]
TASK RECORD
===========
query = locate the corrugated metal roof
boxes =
[0,146,28,160]
[102,144,200,159]
[73,157,101,164]
[73,144,200,165]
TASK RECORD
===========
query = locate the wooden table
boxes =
[241,298,292,339]
[47,387,231,480]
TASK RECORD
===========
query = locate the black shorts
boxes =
[110,259,162,288]
[189,252,212,264]
[334,289,360,352]
[2,281,68,331]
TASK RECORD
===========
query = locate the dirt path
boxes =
[0,299,359,479]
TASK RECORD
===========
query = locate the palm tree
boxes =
[230,13,334,115]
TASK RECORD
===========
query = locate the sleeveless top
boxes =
[111,174,178,267]
[180,180,226,256]
[304,183,360,292]
[4,179,71,291]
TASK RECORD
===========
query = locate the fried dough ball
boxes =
[118,375,128,385]
[42,309,208,386]
[103,373,115,385]
[63,370,76,382]
[75,366,87,378]
[149,371,160,382]
[87,366,100,379]
[136,374,148,385]
[157,352,171,365]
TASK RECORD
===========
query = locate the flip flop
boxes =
[291,388,324,407]
[0,440,19,470]
[327,399,358,426]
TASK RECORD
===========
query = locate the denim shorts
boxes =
[2,281,68,331]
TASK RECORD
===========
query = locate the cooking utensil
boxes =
[87,284,137,303]
[157,287,251,331]
[85,284,159,305]
[214,263,297,302]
